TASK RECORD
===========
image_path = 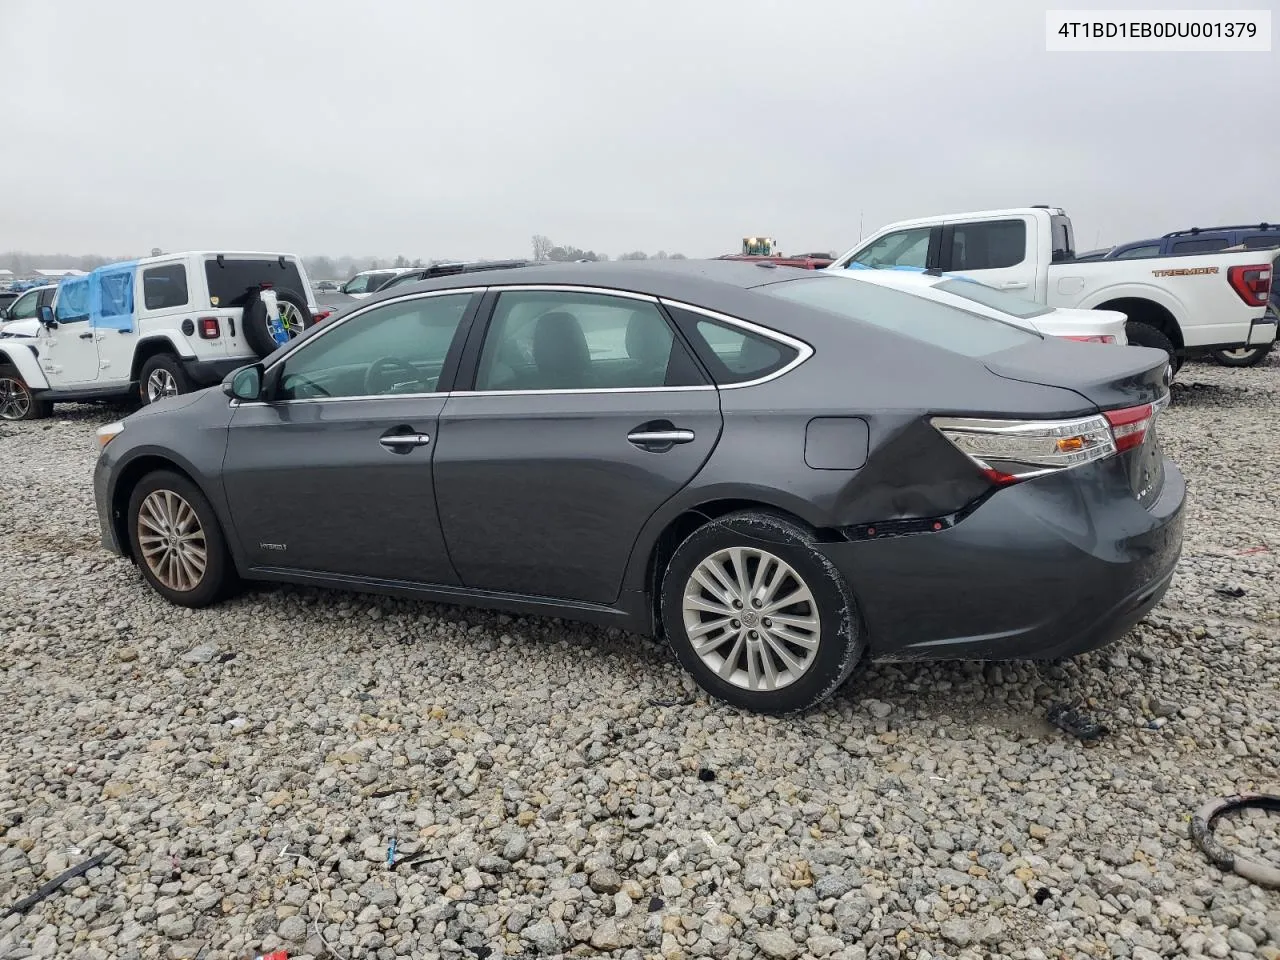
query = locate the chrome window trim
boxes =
[659,298,814,389]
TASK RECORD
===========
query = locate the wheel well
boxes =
[643,500,840,629]
[109,456,200,560]
[130,339,180,383]
[1097,297,1183,350]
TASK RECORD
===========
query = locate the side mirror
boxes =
[222,363,264,402]
[38,305,56,327]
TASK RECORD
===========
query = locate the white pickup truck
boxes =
[829,206,1278,369]
[0,251,317,421]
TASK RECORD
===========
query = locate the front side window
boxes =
[474,291,703,391]
[849,227,931,269]
[277,292,473,400]
[7,290,41,321]
[761,275,1039,357]
[143,264,189,310]
[1113,244,1162,260]
[949,219,1027,271]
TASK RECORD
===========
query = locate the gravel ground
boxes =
[1,357,1277,960]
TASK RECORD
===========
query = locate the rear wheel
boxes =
[127,470,235,607]
[1211,343,1273,368]
[0,365,51,421]
[659,510,865,713]
[139,354,191,405]
[1125,321,1181,374]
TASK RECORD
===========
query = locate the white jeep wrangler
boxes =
[0,251,318,420]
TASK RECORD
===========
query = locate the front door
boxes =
[433,288,723,605]
[221,290,478,583]
[40,315,102,385]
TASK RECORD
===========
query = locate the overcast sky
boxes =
[1,0,1275,261]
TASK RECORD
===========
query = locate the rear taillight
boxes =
[1060,334,1117,344]
[312,309,332,323]
[197,316,220,339]
[1227,264,1272,307]
[933,394,1169,487]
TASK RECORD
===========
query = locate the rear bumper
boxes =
[1183,314,1277,355]
[818,457,1186,661]
[181,356,252,388]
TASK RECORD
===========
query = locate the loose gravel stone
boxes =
[0,360,1277,960]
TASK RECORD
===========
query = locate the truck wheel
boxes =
[243,289,310,358]
[139,354,191,405]
[0,364,52,421]
[1125,322,1181,374]
[1211,343,1273,368]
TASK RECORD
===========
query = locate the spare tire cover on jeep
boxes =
[242,288,310,358]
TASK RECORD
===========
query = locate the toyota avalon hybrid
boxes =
[92,260,1184,714]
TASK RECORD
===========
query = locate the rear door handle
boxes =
[379,433,431,451]
[79,332,93,340]
[628,428,695,446]
[1000,280,1028,290]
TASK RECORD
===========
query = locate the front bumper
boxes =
[819,456,1186,661]
[93,453,124,557]
[181,356,253,388]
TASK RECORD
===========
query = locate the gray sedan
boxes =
[92,261,1184,713]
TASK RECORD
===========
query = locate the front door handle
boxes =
[627,427,696,448]
[79,332,93,340]
[379,433,431,451]
[1000,280,1028,290]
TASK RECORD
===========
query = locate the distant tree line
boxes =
[530,235,686,263]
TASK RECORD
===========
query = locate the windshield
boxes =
[759,276,1040,357]
[932,277,1052,319]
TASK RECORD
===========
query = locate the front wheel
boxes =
[127,470,235,607]
[139,354,192,405]
[0,364,51,421]
[1211,343,1273,368]
[659,510,865,714]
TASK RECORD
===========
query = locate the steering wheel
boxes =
[364,356,426,395]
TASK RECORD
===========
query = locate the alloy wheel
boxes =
[0,377,32,421]
[137,489,208,592]
[278,300,306,338]
[681,546,822,691]
[146,368,179,403]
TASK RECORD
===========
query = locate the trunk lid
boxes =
[985,340,1172,509]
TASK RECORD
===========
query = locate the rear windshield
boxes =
[932,277,1052,319]
[759,276,1040,356]
[205,257,306,309]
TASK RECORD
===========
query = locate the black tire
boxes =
[659,509,866,714]
[242,288,310,358]
[0,364,51,421]
[138,353,192,405]
[127,469,235,608]
[1211,342,1273,368]
[1125,321,1182,374]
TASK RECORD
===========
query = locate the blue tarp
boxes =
[56,261,138,331]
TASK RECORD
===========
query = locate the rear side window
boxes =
[1172,237,1229,254]
[205,257,305,309]
[665,306,799,385]
[1113,244,1162,260]
[949,219,1027,270]
[142,263,189,310]
[1243,234,1280,250]
[760,276,1039,357]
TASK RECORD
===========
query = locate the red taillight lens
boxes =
[1103,402,1154,453]
[197,316,220,339]
[1061,334,1117,344]
[312,309,332,324]
[1227,264,1272,307]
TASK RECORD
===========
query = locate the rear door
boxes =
[433,286,722,605]
[940,215,1040,299]
[221,289,479,582]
